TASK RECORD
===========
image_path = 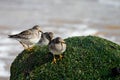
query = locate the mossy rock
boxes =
[10,36,120,80]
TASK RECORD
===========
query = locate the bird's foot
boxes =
[26,47,34,51]
[52,57,57,64]
[59,54,63,60]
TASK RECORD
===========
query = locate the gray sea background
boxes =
[0,0,120,80]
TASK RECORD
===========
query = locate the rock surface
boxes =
[10,36,120,80]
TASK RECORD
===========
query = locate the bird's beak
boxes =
[39,30,43,33]
[61,40,65,43]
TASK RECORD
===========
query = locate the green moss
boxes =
[10,36,120,80]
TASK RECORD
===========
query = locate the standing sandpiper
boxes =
[8,25,43,50]
[49,37,66,63]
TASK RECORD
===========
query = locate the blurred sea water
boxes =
[0,0,120,80]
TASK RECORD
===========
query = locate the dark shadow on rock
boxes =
[23,52,52,69]
[111,67,120,77]
[14,50,53,79]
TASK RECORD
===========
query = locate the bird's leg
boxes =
[59,54,63,60]
[52,55,57,64]
[27,45,34,51]
[19,41,28,50]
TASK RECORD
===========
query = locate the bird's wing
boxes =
[45,33,51,41]
[18,29,33,39]
[38,33,44,43]
[49,40,54,48]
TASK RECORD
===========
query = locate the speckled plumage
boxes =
[38,32,54,46]
[9,25,43,49]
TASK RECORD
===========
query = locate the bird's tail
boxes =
[8,34,19,38]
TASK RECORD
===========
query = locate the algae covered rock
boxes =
[10,36,120,80]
